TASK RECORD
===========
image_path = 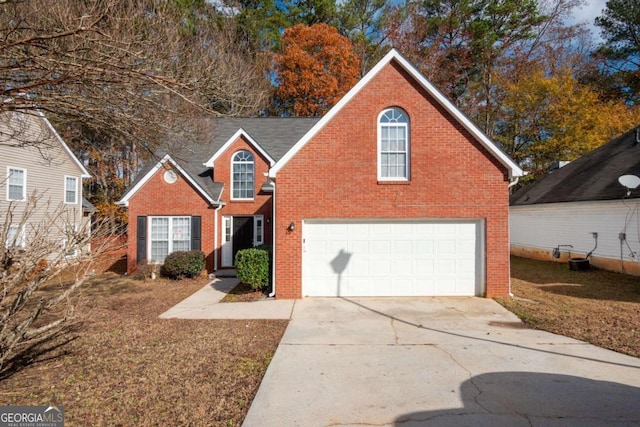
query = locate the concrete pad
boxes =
[243,297,640,427]
[159,277,295,319]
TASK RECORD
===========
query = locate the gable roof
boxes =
[118,154,223,207]
[204,129,275,167]
[0,111,91,178]
[510,126,640,206]
[269,49,524,179]
[118,117,319,206]
[39,113,91,178]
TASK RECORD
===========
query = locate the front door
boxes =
[232,216,254,258]
[221,216,256,267]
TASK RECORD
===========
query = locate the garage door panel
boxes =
[302,220,482,297]
[415,240,434,255]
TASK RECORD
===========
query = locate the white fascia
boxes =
[204,128,275,168]
[268,49,524,180]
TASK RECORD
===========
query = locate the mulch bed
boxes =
[497,256,640,358]
[220,282,268,303]
[0,272,288,426]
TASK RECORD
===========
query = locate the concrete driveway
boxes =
[242,297,640,426]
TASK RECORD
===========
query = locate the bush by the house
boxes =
[161,250,206,279]
[235,248,269,290]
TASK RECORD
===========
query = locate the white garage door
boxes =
[302,220,483,297]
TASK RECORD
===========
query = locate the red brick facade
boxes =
[274,62,511,298]
[126,164,216,273]
[125,136,273,274]
[124,54,516,299]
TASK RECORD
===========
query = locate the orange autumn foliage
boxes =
[274,23,361,117]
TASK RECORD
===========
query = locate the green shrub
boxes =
[235,248,269,290]
[161,250,206,279]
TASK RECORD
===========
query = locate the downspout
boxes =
[214,204,223,272]
[269,179,277,298]
[507,176,519,189]
[507,176,519,297]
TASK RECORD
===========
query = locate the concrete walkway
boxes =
[159,277,295,320]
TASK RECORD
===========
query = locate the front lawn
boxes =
[498,256,640,358]
[0,270,288,426]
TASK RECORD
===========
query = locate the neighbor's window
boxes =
[232,150,254,200]
[149,216,191,263]
[62,223,79,257]
[65,176,78,204]
[378,107,410,180]
[7,167,26,201]
[5,225,24,249]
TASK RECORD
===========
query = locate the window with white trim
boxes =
[62,223,79,257]
[149,216,191,263]
[65,176,78,204]
[255,217,263,244]
[378,108,410,180]
[5,225,25,249]
[7,167,26,201]
[232,150,254,200]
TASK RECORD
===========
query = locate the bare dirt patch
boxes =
[0,269,288,426]
[497,256,640,358]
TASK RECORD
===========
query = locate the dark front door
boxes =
[232,216,254,263]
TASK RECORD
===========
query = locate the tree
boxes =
[0,196,121,376]
[386,0,546,132]
[274,23,361,116]
[495,66,640,178]
[0,0,274,227]
[336,0,389,76]
[0,0,271,147]
[235,0,292,52]
[595,0,640,104]
[0,0,273,369]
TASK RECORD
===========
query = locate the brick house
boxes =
[118,50,523,298]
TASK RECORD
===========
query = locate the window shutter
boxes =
[137,216,147,264]
[191,216,201,251]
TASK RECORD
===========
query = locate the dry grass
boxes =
[498,256,640,358]
[0,262,288,426]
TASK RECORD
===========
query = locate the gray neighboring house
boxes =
[510,125,640,275]
[0,111,91,255]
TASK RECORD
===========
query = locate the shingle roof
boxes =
[510,126,640,206]
[122,117,320,204]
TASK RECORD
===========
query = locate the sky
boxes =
[568,0,607,39]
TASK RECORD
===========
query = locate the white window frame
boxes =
[62,223,79,257]
[5,224,25,249]
[377,108,410,181]
[6,167,26,201]
[64,176,78,204]
[254,215,264,245]
[148,216,191,263]
[231,150,255,200]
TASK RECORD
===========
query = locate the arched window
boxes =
[232,150,254,199]
[378,107,409,180]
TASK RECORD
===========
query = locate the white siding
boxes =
[510,200,640,262]
[0,112,89,252]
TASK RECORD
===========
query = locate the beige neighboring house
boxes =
[0,111,91,256]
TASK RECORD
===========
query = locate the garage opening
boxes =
[302,219,484,297]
